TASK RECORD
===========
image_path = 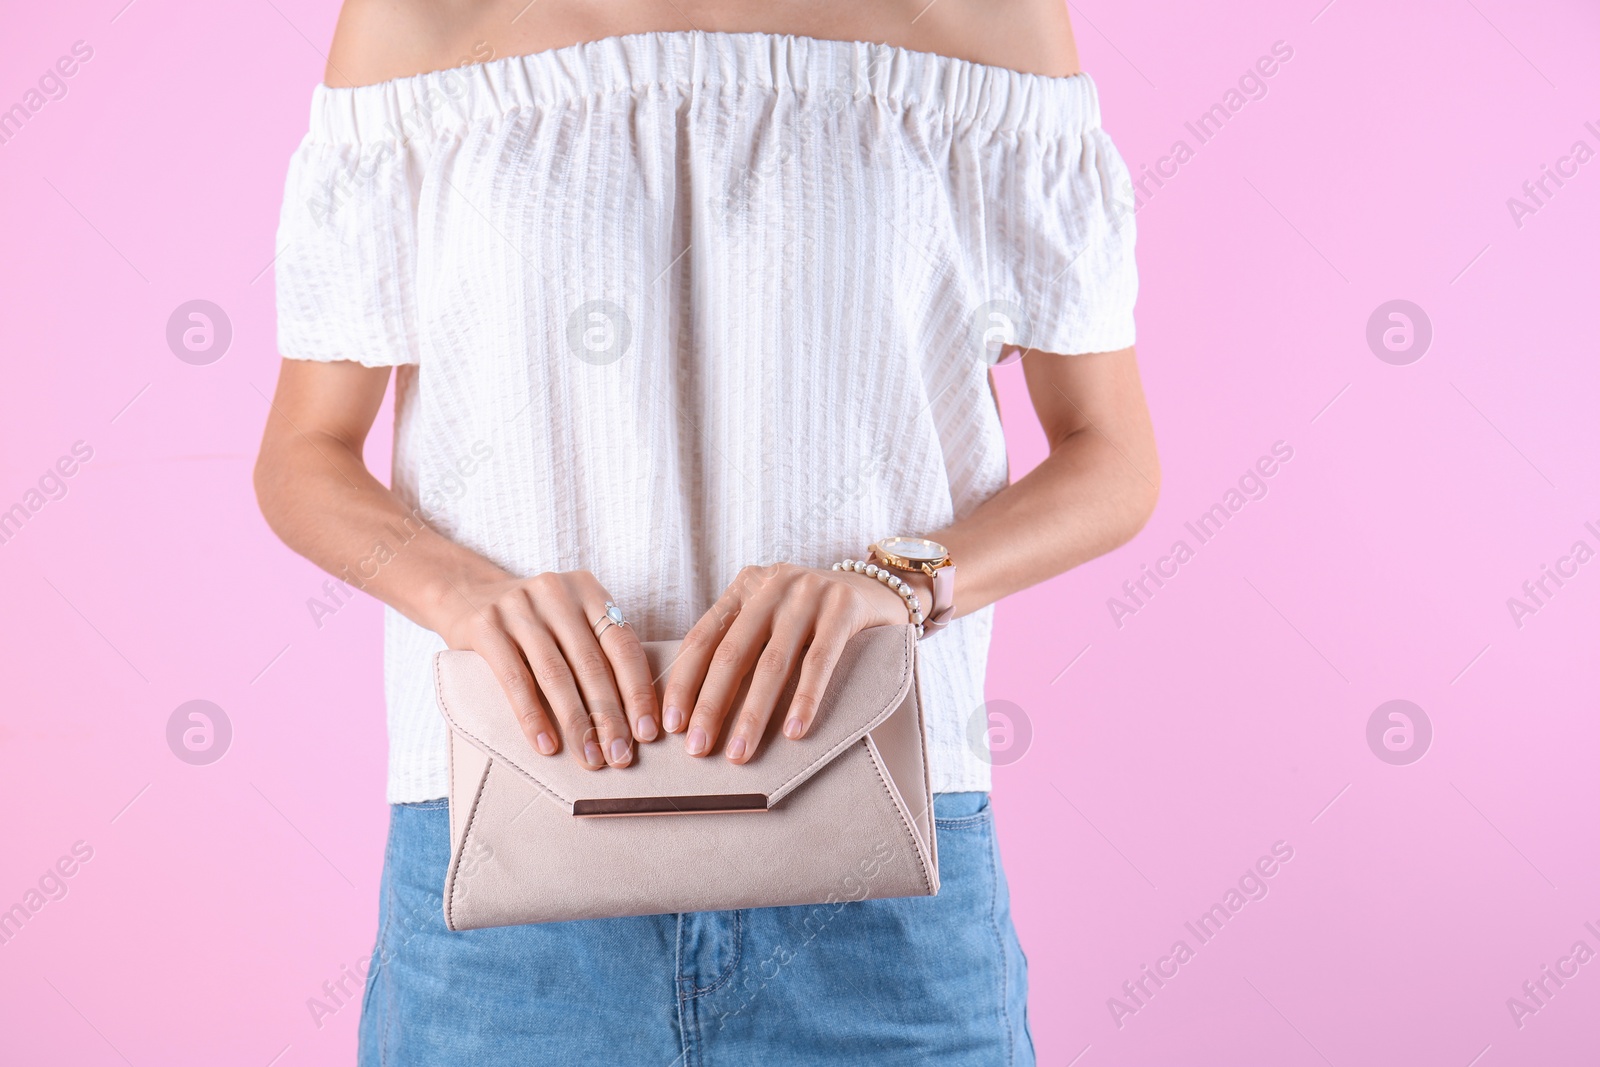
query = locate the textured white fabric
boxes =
[274,31,1137,803]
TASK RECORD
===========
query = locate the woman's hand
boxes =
[435,570,660,770]
[661,563,924,764]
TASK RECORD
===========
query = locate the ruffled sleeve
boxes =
[273,87,428,367]
[971,119,1139,357]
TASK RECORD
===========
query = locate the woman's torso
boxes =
[277,7,1135,803]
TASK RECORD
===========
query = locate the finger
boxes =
[596,620,661,742]
[541,599,634,768]
[722,620,812,763]
[781,592,855,742]
[503,613,600,768]
[661,577,751,734]
[683,610,772,758]
[471,619,562,758]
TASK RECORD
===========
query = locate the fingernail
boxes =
[686,727,707,756]
[636,715,658,741]
[584,742,604,767]
[726,737,746,761]
[609,738,631,765]
[535,732,555,755]
[784,717,804,739]
[663,706,683,732]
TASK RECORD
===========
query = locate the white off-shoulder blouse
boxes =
[274,30,1137,802]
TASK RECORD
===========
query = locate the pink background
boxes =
[2,1,1597,1064]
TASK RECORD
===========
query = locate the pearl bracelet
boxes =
[832,558,925,639]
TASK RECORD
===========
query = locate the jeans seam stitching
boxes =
[376,814,399,1067]
[688,910,743,997]
[683,977,700,1067]
[674,914,693,1065]
[676,913,710,1067]
[986,822,1014,1065]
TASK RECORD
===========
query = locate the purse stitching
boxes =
[769,625,914,804]
[442,754,493,931]
[447,720,575,803]
[864,737,935,895]
[437,627,913,808]
[430,629,921,926]
[913,663,939,886]
[434,657,576,803]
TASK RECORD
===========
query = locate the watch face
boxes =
[880,537,947,562]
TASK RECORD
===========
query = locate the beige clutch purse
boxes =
[431,623,939,929]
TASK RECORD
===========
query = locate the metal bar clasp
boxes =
[571,793,769,817]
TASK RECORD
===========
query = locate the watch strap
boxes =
[923,563,956,635]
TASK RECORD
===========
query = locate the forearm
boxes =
[253,429,507,635]
[924,425,1160,619]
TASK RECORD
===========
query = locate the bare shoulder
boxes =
[323,0,500,88]
[899,0,1080,78]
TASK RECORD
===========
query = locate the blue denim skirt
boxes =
[356,791,1034,1066]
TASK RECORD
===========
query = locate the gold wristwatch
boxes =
[869,537,956,636]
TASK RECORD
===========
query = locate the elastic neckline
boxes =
[305,29,1102,146]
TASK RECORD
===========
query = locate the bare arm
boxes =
[252,361,498,624]
[253,359,660,770]
[925,346,1160,616]
[661,345,1159,763]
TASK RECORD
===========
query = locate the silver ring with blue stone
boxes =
[592,601,629,638]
